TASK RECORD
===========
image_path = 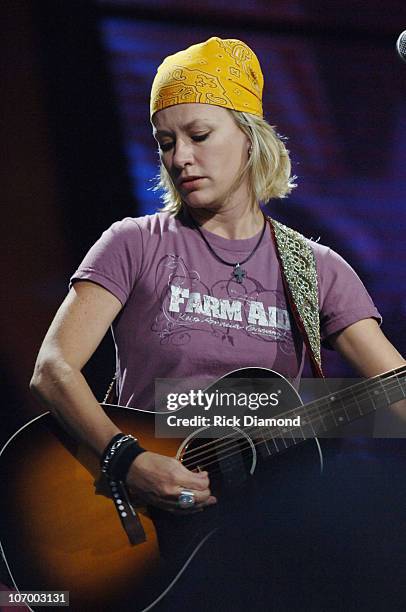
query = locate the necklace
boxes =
[191,215,267,283]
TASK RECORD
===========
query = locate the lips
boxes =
[179,177,205,190]
[179,175,203,184]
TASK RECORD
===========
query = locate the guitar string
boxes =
[181,375,405,472]
[185,392,387,481]
[180,392,403,477]
[179,371,406,466]
[179,367,406,463]
[190,436,304,482]
[179,374,406,472]
[180,372,406,480]
[183,403,402,481]
[179,372,405,467]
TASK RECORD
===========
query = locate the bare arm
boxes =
[329,318,405,377]
[30,281,215,511]
[30,281,123,453]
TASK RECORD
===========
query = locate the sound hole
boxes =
[180,430,254,494]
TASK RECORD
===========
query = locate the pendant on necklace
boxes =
[233,264,246,283]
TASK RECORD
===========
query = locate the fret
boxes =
[278,435,298,451]
[340,390,363,422]
[266,431,282,455]
[315,399,339,434]
[368,368,406,409]
[327,401,339,426]
[253,366,406,463]
[296,410,317,439]
[396,371,406,399]
[289,407,308,441]
[320,380,363,427]
[326,394,349,427]
[300,368,406,439]
[381,377,406,405]
[294,401,323,437]
[263,429,288,455]
[349,385,365,416]
[251,428,272,458]
[350,384,375,418]
[266,429,297,454]
[300,402,327,438]
[311,399,329,433]
[379,377,392,406]
[296,419,317,440]
[367,384,389,411]
[277,421,296,446]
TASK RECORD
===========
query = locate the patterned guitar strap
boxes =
[267,217,324,379]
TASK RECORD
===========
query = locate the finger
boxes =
[178,463,209,477]
[177,468,210,490]
[200,495,217,507]
[169,497,217,515]
[174,487,212,505]
[146,489,210,508]
[182,495,217,513]
[170,507,204,515]
[148,492,218,514]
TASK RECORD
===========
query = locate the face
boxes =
[152,104,251,211]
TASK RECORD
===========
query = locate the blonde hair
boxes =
[153,110,297,213]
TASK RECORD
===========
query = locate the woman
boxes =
[31,37,405,608]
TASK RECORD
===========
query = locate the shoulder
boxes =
[304,238,381,338]
[270,217,356,276]
[91,211,184,254]
[104,211,176,237]
[269,216,378,310]
[109,211,186,244]
[306,239,360,281]
[303,236,370,304]
[269,217,346,280]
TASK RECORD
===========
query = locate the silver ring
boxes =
[178,489,196,509]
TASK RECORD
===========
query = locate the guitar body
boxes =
[1,369,318,610]
[0,409,178,610]
[1,366,405,610]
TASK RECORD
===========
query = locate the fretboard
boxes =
[257,365,406,457]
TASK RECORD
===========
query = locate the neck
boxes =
[186,201,264,239]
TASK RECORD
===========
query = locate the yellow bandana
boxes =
[150,37,264,119]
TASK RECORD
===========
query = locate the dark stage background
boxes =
[1,0,406,604]
[1,1,405,445]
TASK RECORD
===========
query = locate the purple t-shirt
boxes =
[71,212,381,409]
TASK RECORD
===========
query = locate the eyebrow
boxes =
[153,119,212,137]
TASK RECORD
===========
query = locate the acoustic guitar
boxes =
[1,366,405,611]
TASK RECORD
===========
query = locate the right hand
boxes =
[125,451,217,514]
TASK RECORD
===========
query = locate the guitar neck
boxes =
[301,365,406,435]
[259,366,406,456]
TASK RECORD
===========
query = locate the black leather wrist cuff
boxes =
[110,441,147,483]
[100,433,146,482]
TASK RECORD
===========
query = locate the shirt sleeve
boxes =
[70,217,143,305]
[313,244,382,348]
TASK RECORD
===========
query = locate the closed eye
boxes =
[158,132,210,153]
[192,133,209,142]
[159,142,174,152]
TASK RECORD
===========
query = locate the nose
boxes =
[172,138,193,169]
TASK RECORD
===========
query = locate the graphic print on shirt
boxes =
[151,255,295,355]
